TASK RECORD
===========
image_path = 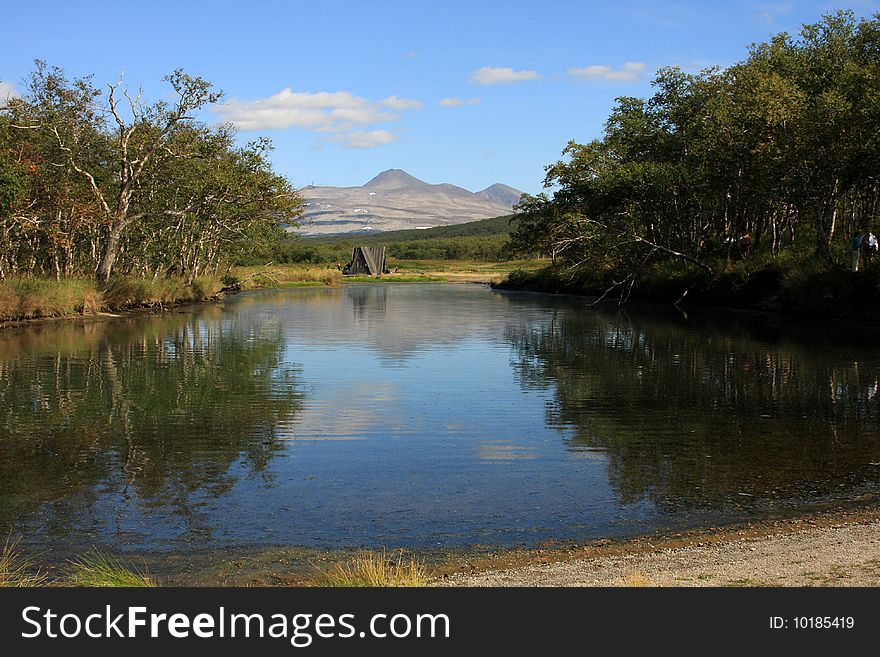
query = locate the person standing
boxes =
[852,230,865,271]
[739,233,752,259]
[862,229,879,267]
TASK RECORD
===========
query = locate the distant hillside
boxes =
[245,215,521,266]
[311,214,517,244]
[296,169,523,235]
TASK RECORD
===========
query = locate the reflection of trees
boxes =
[0,308,303,539]
[507,305,880,511]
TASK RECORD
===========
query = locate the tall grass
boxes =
[319,551,428,587]
[0,276,223,321]
[233,265,342,288]
[0,540,48,587]
[0,278,102,321]
[101,276,222,309]
[65,550,155,587]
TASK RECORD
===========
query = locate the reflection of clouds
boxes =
[477,439,538,462]
[278,381,402,441]
[231,285,529,363]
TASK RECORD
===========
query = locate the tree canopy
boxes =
[510,10,880,298]
[0,61,302,282]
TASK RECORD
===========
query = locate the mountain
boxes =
[363,169,428,191]
[295,169,523,235]
[476,183,523,208]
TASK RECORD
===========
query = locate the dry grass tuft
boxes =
[65,550,156,587]
[0,540,49,587]
[319,551,428,587]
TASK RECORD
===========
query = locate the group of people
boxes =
[851,229,879,271]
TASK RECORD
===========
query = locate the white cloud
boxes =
[331,130,398,149]
[214,88,405,132]
[439,97,481,107]
[468,66,540,85]
[0,81,19,108]
[567,62,647,82]
[214,88,420,149]
[381,95,422,110]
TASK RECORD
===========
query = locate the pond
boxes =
[1,283,879,553]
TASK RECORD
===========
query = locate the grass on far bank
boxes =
[0,259,546,323]
[318,551,428,587]
[231,258,545,288]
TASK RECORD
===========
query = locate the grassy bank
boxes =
[1,259,545,324]
[497,255,880,320]
[0,276,225,323]
[232,259,544,287]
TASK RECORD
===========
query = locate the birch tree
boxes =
[14,62,222,281]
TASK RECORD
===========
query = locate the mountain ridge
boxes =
[296,169,523,235]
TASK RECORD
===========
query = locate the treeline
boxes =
[248,214,519,265]
[510,11,880,296]
[0,62,301,283]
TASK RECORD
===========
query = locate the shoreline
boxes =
[7,275,880,334]
[0,296,229,331]
[0,276,498,331]
[33,504,873,587]
[493,261,880,325]
[435,507,880,587]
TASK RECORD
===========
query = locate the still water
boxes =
[1,284,879,553]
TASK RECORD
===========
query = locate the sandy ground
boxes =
[128,509,880,586]
[436,514,880,587]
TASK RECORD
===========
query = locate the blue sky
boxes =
[2,1,878,194]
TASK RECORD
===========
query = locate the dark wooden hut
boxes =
[347,246,387,275]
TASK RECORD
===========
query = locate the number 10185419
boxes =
[770,616,855,630]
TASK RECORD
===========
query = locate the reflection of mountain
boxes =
[296,169,523,235]
[506,302,880,511]
[235,284,526,363]
[0,309,303,545]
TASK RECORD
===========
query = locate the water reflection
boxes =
[1,286,879,552]
[506,301,880,511]
[0,308,303,547]
[232,284,526,363]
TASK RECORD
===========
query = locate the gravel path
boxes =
[437,519,880,587]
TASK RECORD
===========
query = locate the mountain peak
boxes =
[298,171,523,235]
[364,169,427,190]
[476,183,523,207]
